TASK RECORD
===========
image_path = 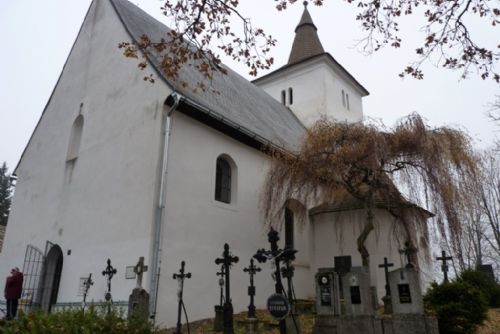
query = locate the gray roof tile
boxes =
[110,0,305,151]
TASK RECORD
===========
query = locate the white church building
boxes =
[1,0,433,326]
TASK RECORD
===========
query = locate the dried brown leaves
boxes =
[263,114,479,262]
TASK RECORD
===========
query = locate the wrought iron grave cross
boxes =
[173,261,191,334]
[82,273,94,312]
[436,250,453,283]
[253,227,292,334]
[243,258,261,318]
[134,256,148,289]
[399,241,418,269]
[215,243,239,334]
[102,258,117,302]
[216,265,225,306]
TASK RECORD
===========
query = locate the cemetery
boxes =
[1,0,499,333]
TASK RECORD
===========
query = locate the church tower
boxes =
[253,1,369,127]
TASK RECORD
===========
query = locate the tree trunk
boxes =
[357,195,374,267]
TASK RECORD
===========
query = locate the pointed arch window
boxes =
[281,90,286,105]
[288,87,293,105]
[215,157,232,203]
[66,115,84,161]
[342,90,346,108]
[346,93,350,110]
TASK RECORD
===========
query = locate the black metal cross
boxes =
[243,258,261,319]
[216,265,225,306]
[215,243,239,334]
[253,227,296,334]
[436,250,453,283]
[173,261,191,334]
[82,273,94,312]
[378,257,394,297]
[102,258,117,301]
[399,241,418,269]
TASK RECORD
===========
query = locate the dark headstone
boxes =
[398,284,412,304]
[334,256,352,274]
[350,286,361,304]
[478,264,496,281]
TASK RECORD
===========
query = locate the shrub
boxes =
[457,268,500,308]
[0,307,156,334]
[424,280,488,334]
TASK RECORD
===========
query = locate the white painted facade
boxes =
[253,55,367,127]
[309,209,433,303]
[1,0,168,311]
[0,0,432,328]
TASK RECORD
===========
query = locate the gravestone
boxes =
[128,257,150,320]
[312,268,341,334]
[388,267,423,315]
[315,268,339,316]
[478,264,496,281]
[340,266,373,316]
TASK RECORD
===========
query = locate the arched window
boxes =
[342,90,346,107]
[281,90,286,105]
[346,93,350,110]
[288,87,293,105]
[215,157,232,203]
[66,115,84,161]
[285,208,294,249]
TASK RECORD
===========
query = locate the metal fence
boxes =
[0,300,128,317]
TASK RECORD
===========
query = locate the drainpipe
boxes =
[149,92,180,320]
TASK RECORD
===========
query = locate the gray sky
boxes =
[1,0,498,172]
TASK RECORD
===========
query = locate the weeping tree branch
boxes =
[263,113,479,267]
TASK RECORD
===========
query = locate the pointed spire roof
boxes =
[287,1,325,64]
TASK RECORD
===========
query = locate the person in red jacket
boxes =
[4,267,23,320]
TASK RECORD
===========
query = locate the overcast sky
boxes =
[1,0,498,172]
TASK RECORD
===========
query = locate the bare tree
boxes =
[477,151,500,270]
[262,114,479,268]
[121,0,499,86]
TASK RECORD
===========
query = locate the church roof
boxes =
[110,0,306,152]
[254,2,369,97]
[288,1,325,65]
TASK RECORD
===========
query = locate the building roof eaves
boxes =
[110,0,306,153]
[253,53,370,97]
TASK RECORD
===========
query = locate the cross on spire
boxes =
[436,250,453,283]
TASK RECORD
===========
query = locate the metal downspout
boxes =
[150,92,180,320]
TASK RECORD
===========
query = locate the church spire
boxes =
[287,1,325,64]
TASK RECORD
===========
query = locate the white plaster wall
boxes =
[254,59,364,127]
[154,112,314,326]
[0,0,170,305]
[310,209,430,306]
